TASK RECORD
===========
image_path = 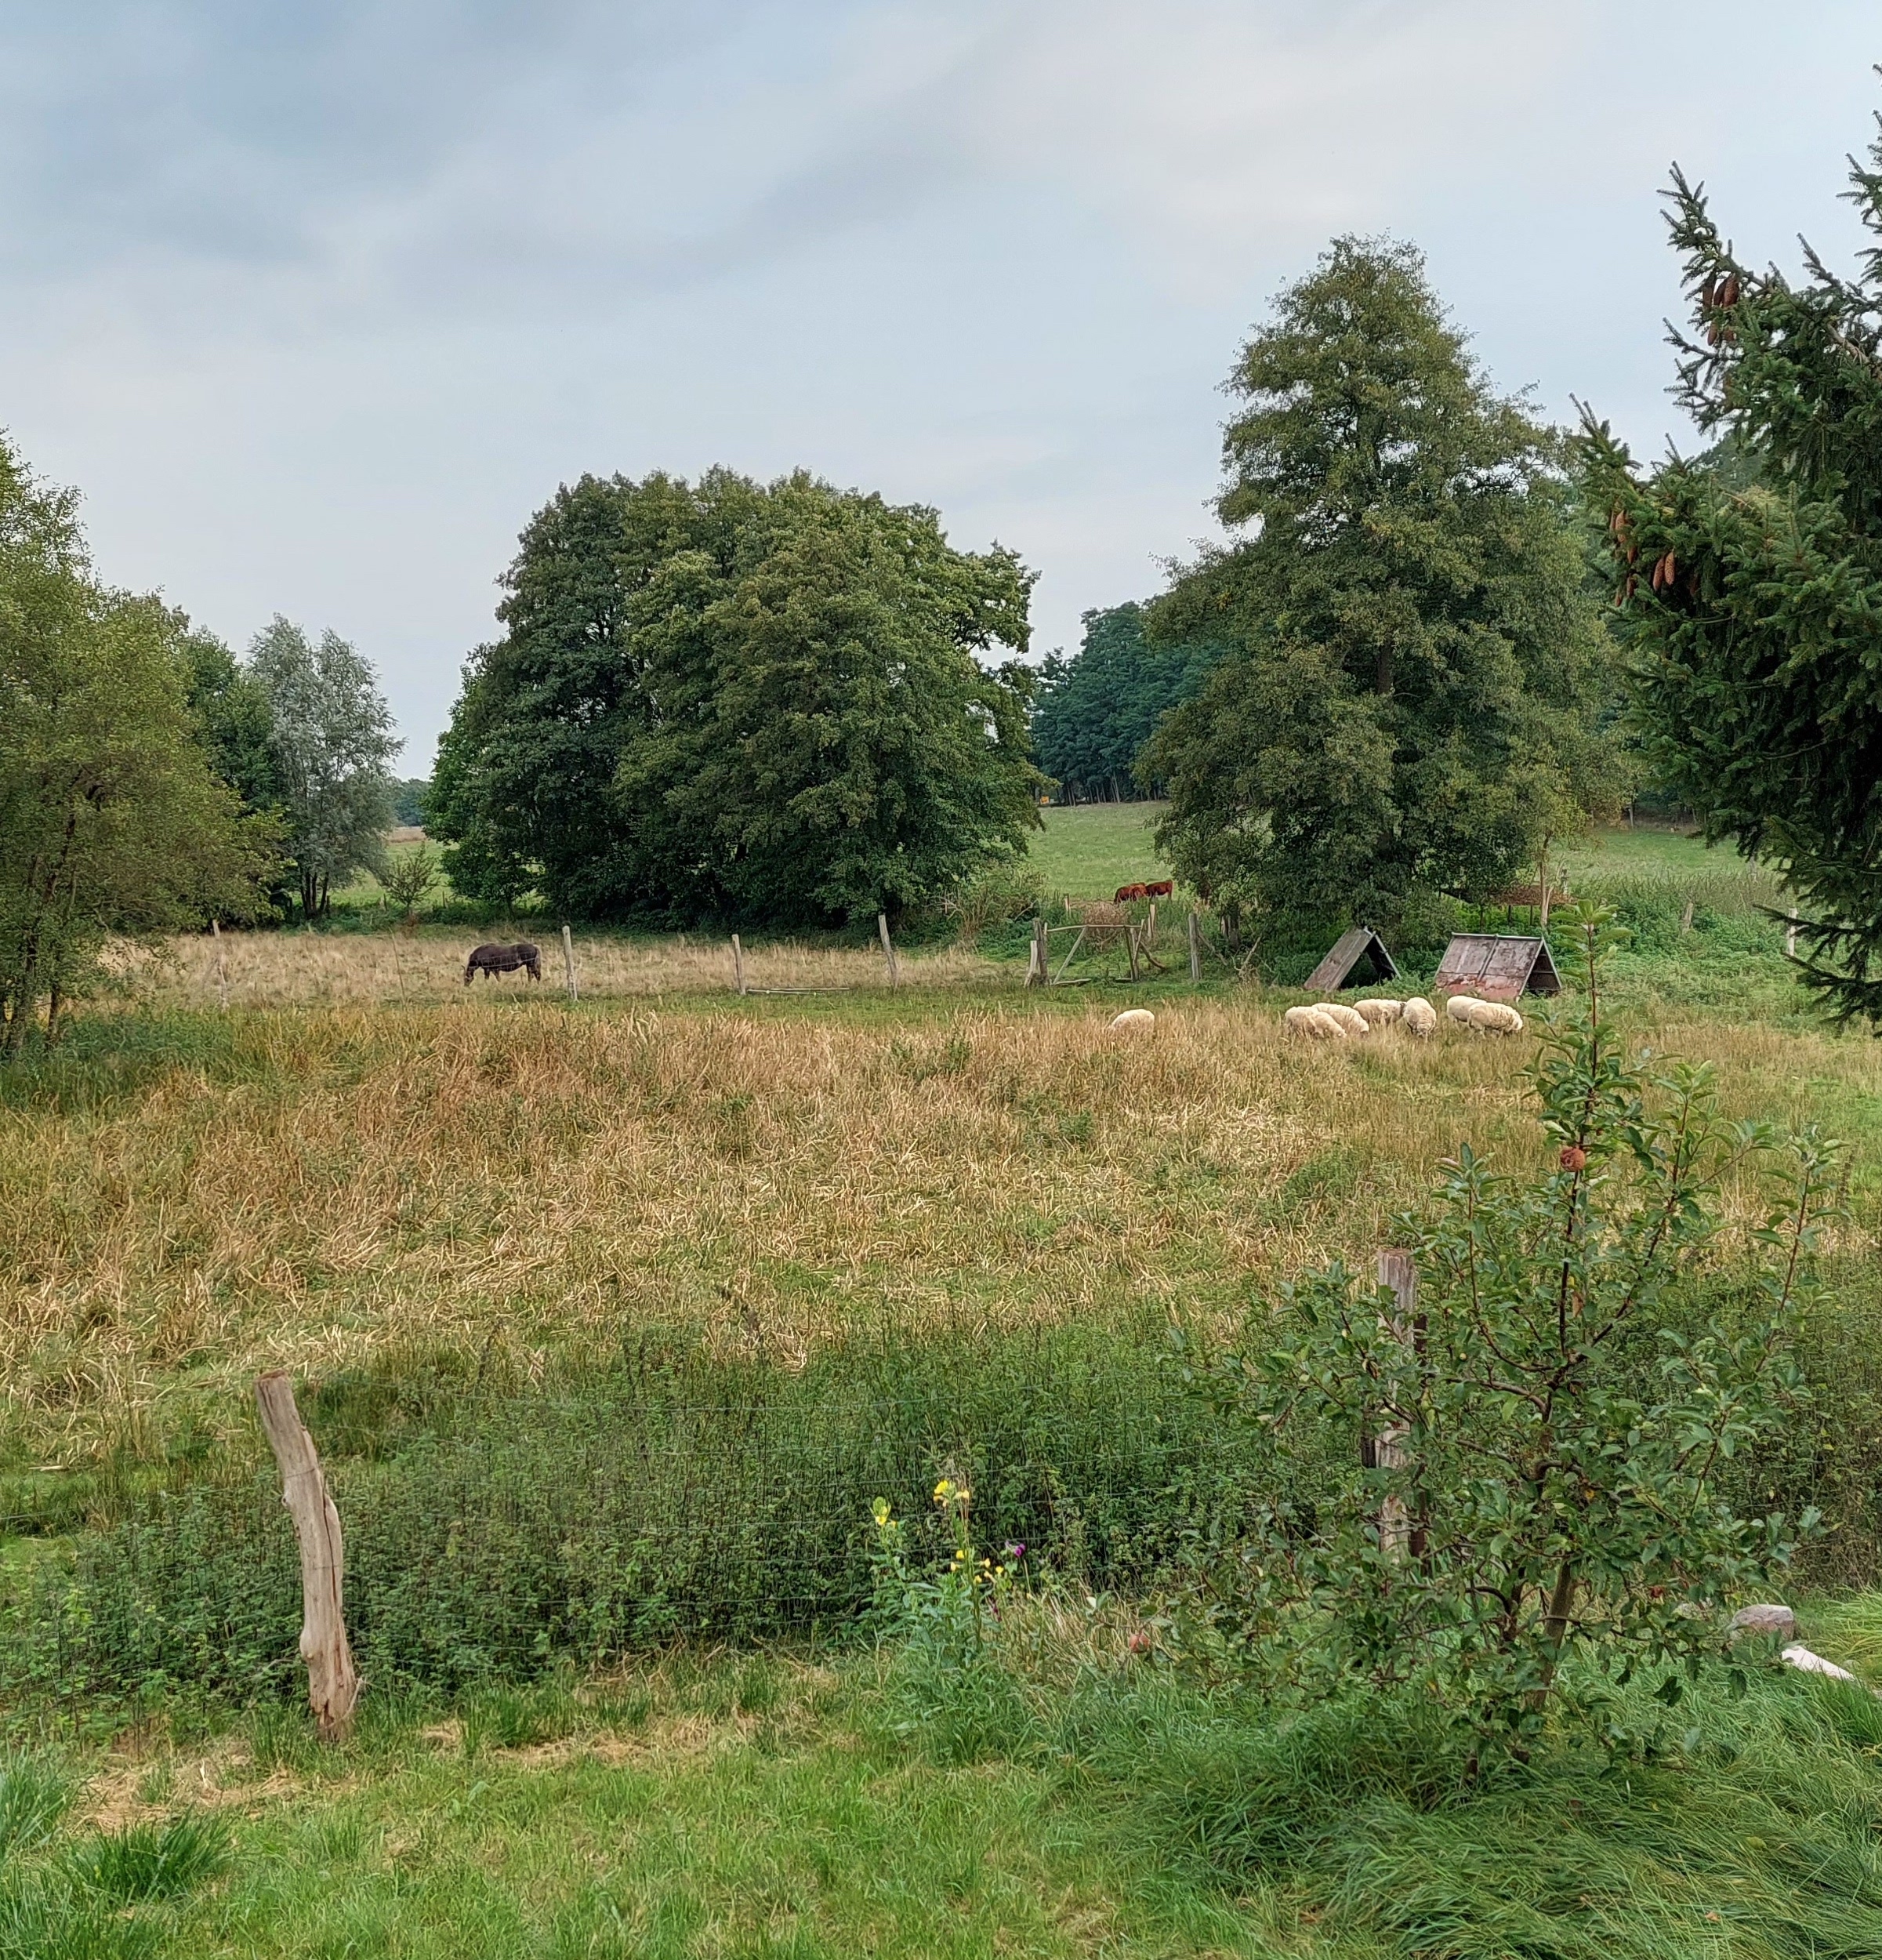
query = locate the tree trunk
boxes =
[253,1371,360,1741]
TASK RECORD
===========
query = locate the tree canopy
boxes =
[1143,238,1624,945]
[247,618,400,921]
[431,467,1043,925]
[1580,114,1882,1020]
[0,437,276,1051]
[1031,603,1222,801]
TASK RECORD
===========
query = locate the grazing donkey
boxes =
[464,941,542,985]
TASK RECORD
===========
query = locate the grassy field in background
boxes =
[6,803,1882,1958]
[1025,801,1170,898]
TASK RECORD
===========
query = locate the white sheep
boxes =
[1353,998,1402,1027]
[1401,998,1437,1039]
[1318,1003,1370,1037]
[1109,1008,1155,1036]
[1283,1004,1346,1040]
[1446,995,1525,1036]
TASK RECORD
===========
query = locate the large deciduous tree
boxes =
[431,468,1043,925]
[247,618,399,920]
[1579,113,1882,1021]
[1144,238,1623,946]
[0,438,276,1051]
[1031,603,1224,803]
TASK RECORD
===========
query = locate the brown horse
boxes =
[464,941,542,985]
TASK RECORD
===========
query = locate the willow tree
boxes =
[1581,108,1882,1020]
[1144,238,1623,946]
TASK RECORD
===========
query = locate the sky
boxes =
[4,2,1880,768]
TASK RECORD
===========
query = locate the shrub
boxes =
[1,1317,1308,1701]
[1177,904,1844,1760]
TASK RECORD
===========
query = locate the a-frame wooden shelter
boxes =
[1304,926,1398,994]
[1433,933,1561,1003]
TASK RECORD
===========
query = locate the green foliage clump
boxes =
[245,617,400,922]
[431,468,1044,927]
[1144,238,1625,946]
[0,437,279,1056]
[1580,106,1882,1022]
[375,842,441,920]
[1031,603,1222,803]
[1061,1665,1882,1957]
[2,1319,1302,1702]
[67,1814,229,1904]
[1178,906,1841,1759]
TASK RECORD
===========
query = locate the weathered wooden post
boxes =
[211,919,230,1012]
[1027,917,1046,987]
[1148,899,1158,947]
[731,934,746,996]
[560,924,578,1003]
[1188,912,1201,985]
[1373,1250,1418,1561]
[877,912,900,985]
[254,1372,359,1741]
[1786,917,1799,956]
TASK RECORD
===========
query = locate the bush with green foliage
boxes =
[1032,603,1221,802]
[376,842,441,920]
[1,1316,1314,1703]
[1177,906,1841,1759]
[431,468,1043,927]
[1144,238,1626,947]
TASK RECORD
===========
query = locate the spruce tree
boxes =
[1580,109,1882,1020]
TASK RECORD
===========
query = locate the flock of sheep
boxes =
[1104,995,1525,1040]
[1282,996,1525,1040]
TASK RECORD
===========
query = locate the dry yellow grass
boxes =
[3,985,1877,1462]
[128,927,999,1009]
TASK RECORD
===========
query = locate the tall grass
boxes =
[1056,1666,1882,1958]
[118,926,999,1011]
[0,993,1875,1468]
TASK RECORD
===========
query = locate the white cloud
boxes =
[4,1,1880,750]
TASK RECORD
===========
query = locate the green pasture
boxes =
[1025,800,1170,898]
[7,806,1879,1960]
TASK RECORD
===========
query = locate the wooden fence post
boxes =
[731,934,746,996]
[560,924,579,1002]
[1147,899,1158,947]
[211,919,230,1012]
[877,912,899,985]
[1027,918,1046,987]
[1373,1250,1419,1561]
[254,1371,359,1741]
[1188,912,1201,985]
[1786,917,1799,957]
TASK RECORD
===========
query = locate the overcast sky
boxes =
[5,2,1879,767]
